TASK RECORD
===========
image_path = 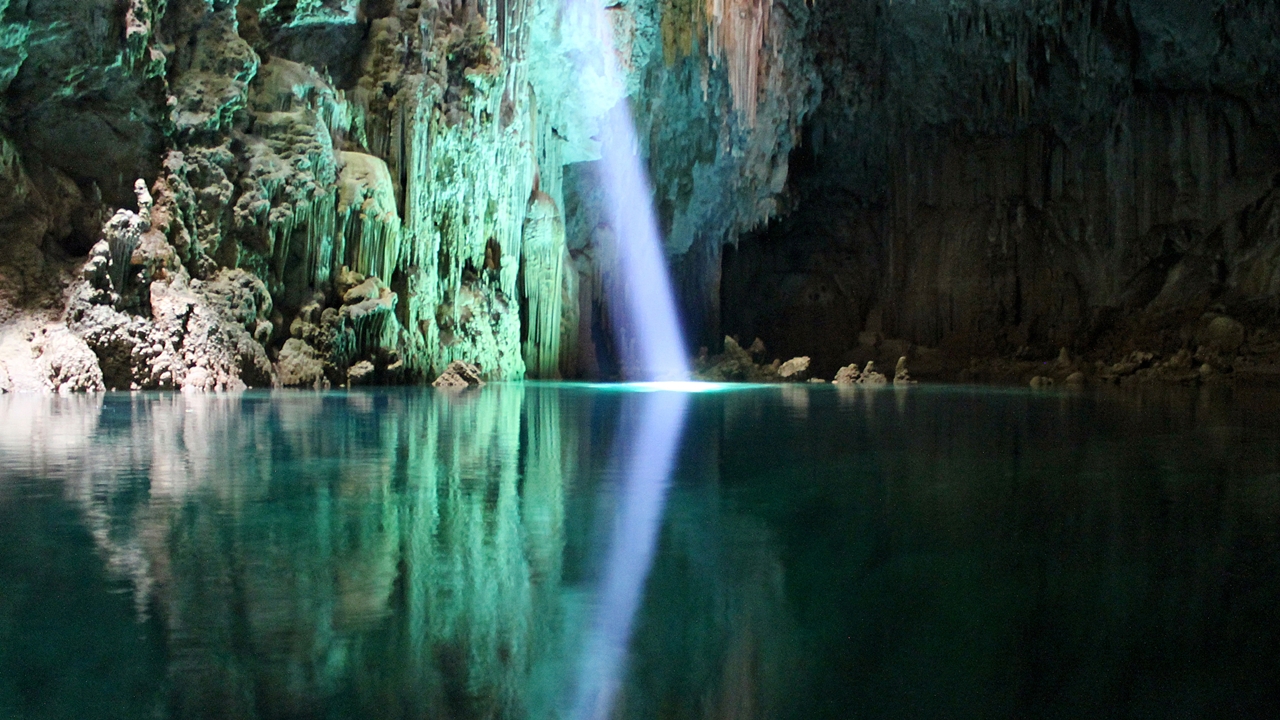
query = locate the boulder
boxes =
[778,356,811,381]
[1197,316,1246,354]
[833,363,861,385]
[857,361,887,385]
[433,360,485,388]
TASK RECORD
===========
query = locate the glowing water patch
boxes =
[562,381,747,394]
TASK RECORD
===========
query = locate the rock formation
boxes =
[1,0,1279,389]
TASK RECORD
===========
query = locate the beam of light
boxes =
[557,0,694,714]
[568,390,690,720]
[563,0,691,382]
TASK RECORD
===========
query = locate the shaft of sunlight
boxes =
[563,0,690,381]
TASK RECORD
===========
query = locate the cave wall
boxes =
[4,0,1278,389]
[0,0,815,388]
[723,0,1280,378]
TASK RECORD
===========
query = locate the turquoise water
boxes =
[2,384,1279,719]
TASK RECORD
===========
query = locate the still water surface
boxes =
[1,384,1279,719]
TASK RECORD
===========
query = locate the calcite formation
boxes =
[2,0,1279,389]
[6,0,801,389]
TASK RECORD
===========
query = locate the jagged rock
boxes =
[833,363,861,385]
[696,335,773,381]
[278,338,327,389]
[343,278,383,305]
[893,356,916,385]
[778,356,811,381]
[347,361,376,385]
[65,185,277,392]
[1065,372,1086,386]
[0,319,104,394]
[1167,348,1194,370]
[433,361,485,389]
[856,362,887,386]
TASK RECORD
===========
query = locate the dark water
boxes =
[2,384,1279,719]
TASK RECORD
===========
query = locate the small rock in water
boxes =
[433,360,485,388]
[808,378,826,384]
[1065,371,1086,386]
[779,356,811,381]
[833,364,861,385]
[857,361,887,385]
[1029,375,1055,388]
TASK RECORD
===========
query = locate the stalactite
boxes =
[521,191,566,378]
[705,0,772,125]
[334,152,403,286]
[397,73,537,380]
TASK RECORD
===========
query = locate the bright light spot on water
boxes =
[564,381,749,393]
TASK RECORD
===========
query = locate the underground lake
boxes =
[2,383,1279,719]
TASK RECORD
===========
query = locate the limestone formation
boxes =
[832,364,861,385]
[778,356,811,381]
[433,361,485,389]
[278,338,327,389]
[856,362,887,386]
[893,357,915,385]
[3,0,1280,390]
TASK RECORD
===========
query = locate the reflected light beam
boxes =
[569,390,690,720]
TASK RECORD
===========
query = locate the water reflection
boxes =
[1,385,1279,718]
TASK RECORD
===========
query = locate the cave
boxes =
[2,1,1280,718]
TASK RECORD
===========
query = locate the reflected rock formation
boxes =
[0,388,797,720]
